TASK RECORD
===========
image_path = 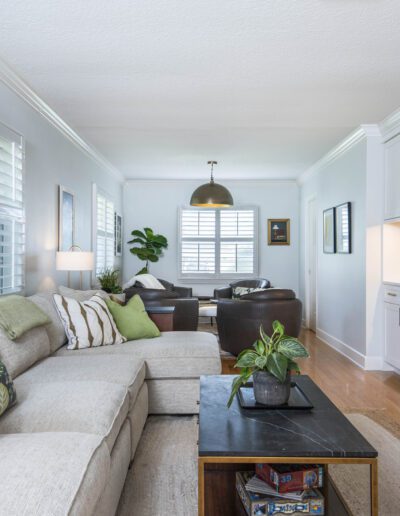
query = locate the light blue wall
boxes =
[123,180,300,297]
[0,81,123,294]
[299,139,367,354]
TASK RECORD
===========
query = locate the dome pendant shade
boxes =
[190,161,234,208]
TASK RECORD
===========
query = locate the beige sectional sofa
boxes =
[0,290,221,516]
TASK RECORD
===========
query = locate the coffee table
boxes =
[198,375,378,516]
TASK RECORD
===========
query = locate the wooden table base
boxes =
[198,456,378,516]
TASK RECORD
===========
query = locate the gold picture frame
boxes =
[268,219,290,245]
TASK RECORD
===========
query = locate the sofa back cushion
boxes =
[58,286,108,302]
[28,292,67,352]
[0,326,50,379]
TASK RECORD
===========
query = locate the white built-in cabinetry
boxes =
[384,134,400,221]
[384,285,400,369]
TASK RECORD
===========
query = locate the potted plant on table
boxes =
[97,268,123,294]
[227,320,309,408]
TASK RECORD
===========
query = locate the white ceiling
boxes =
[1,0,400,179]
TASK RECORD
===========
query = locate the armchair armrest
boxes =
[174,285,193,298]
[213,286,232,299]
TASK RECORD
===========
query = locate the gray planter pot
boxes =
[253,370,291,406]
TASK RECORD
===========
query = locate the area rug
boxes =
[117,414,400,516]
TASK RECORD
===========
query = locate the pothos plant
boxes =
[227,320,309,407]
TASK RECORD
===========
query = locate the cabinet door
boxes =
[385,135,400,220]
[384,302,400,369]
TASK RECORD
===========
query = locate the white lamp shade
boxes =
[56,251,94,271]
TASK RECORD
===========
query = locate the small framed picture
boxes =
[268,219,290,245]
[58,185,75,251]
[336,202,352,254]
[114,213,122,256]
[323,207,336,253]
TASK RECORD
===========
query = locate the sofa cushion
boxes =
[58,285,108,301]
[29,291,67,352]
[55,331,221,379]
[105,294,160,340]
[17,355,145,410]
[54,293,126,350]
[0,432,110,516]
[0,326,50,379]
[0,360,17,416]
[0,295,50,340]
[0,380,129,452]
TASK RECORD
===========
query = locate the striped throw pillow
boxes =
[53,293,126,350]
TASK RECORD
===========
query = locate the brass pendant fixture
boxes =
[190,161,234,208]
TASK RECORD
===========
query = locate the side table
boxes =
[146,306,175,332]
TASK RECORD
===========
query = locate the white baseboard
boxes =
[316,328,366,369]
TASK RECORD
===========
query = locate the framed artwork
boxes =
[268,219,290,245]
[323,207,336,253]
[114,212,122,256]
[336,202,352,254]
[58,186,75,251]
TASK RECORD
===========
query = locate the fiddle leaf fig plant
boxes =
[227,321,309,408]
[127,227,168,275]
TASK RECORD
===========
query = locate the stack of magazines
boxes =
[236,468,325,516]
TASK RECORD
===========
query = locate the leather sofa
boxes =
[124,278,199,331]
[217,288,302,356]
[0,288,221,516]
[214,278,271,300]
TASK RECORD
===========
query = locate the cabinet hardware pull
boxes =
[387,293,397,297]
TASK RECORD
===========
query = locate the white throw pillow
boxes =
[232,286,268,299]
[53,293,126,350]
[123,274,166,291]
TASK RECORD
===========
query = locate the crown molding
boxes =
[0,59,124,183]
[124,178,298,185]
[297,125,381,186]
[380,107,400,142]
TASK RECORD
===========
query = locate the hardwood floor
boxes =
[220,328,400,427]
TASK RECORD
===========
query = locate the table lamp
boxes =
[56,245,94,288]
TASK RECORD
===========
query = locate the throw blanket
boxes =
[0,295,50,340]
[123,274,166,291]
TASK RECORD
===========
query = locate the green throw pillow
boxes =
[0,360,17,417]
[105,295,161,340]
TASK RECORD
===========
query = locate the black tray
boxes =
[237,381,313,410]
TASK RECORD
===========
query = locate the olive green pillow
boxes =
[105,295,160,340]
[0,360,17,417]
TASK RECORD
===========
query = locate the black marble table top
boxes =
[199,375,377,458]
[145,306,175,314]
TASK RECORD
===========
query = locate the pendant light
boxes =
[190,161,234,208]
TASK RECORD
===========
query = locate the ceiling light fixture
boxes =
[190,161,234,208]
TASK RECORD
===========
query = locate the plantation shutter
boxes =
[180,209,216,273]
[96,193,115,275]
[220,210,255,274]
[179,207,257,278]
[0,129,25,295]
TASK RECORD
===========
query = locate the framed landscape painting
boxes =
[323,207,336,253]
[58,186,75,251]
[268,219,290,245]
[336,202,352,254]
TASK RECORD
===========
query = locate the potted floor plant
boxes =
[228,321,309,407]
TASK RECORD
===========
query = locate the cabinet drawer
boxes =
[384,285,400,305]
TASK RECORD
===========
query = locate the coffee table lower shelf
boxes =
[198,457,378,516]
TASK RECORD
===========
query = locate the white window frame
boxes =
[178,205,259,282]
[93,184,115,276]
[0,123,25,295]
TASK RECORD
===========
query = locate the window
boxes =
[179,207,257,279]
[96,191,115,275]
[0,126,25,295]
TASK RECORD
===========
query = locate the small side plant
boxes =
[97,268,123,294]
[227,321,309,407]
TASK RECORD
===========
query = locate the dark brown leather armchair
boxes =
[217,289,302,356]
[214,278,271,300]
[124,279,198,331]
